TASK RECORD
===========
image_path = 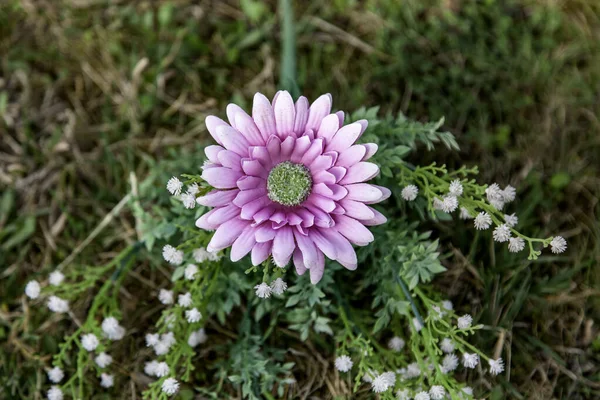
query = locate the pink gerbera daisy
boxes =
[196,91,389,283]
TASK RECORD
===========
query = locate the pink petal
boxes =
[306,94,332,131]
[255,223,277,243]
[295,207,315,228]
[304,204,334,228]
[290,136,311,163]
[339,162,379,184]
[216,125,251,157]
[306,193,336,213]
[313,170,336,185]
[251,241,272,266]
[242,159,268,179]
[280,136,295,160]
[362,143,378,160]
[339,199,375,220]
[356,119,368,134]
[237,176,265,190]
[301,138,324,166]
[230,225,257,261]
[240,196,271,220]
[195,209,219,230]
[205,116,228,146]
[196,189,239,207]
[293,249,308,275]
[252,205,275,225]
[201,167,242,189]
[309,154,334,173]
[207,218,249,252]
[272,226,295,267]
[334,214,374,246]
[309,250,325,284]
[250,146,272,168]
[205,145,225,163]
[362,207,387,226]
[316,113,340,142]
[273,90,295,137]
[345,183,383,202]
[217,150,242,171]
[313,182,333,197]
[294,230,320,269]
[337,145,366,167]
[233,188,267,207]
[336,111,345,126]
[266,136,282,165]
[228,104,265,146]
[328,166,347,183]
[364,185,391,204]
[207,204,240,225]
[252,92,277,141]
[325,122,363,153]
[294,96,309,134]
[287,211,303,226]
[309,229,337,260]
[325,184,348,200]
[319,228,357,270]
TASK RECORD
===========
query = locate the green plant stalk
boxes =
[279,0,298,96]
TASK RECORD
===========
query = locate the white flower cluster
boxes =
[101,317,126,341]
[485,183,515,210]
[166,177,202,210]
[146,332,177,356]
[254,277,288,299]
[371,371,396,393]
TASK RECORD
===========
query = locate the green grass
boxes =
[1,0,599,398]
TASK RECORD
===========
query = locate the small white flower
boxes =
[371,374,391,393]
[166,177,183,195]
[186,308,202,323]
[433,197,443,210]
[192,247,210,263]
[47,386,63,400]
[207,250,221,261]
[414,391,430,400]
[25,280,41,299]
[81,333,99,351]
[161,332,176,347]
[459,207,472,220]
[502,185,516,202]
[430,305,443,320]
[102,317,125,341]
[161,377,179,396]
[493,224,511,243]
[144,360,159,376]
[489,358,505,375]
[178,292,192,307]
[490,198,505,210]
[412,317,423,332]
[188,328,208,347]
[442,353,459,372]
[442,300,453,311]
[462,387,474,396]
[462,353,479,369]
[362,368,378,383]
[270,278,288,295]
[388,336,405,352]
[49,271,65,286]
[335,355,353,372]
[441,195,458,213]
[154,341,171,356]
[440,338,455,353]
[396,389,411,400]
[457,314,473,329]
[187,183,199,195]
[47,296,69,313]
[155,362,170,377]
[162,244,184,265]
[254,282,272,299]
[404,363,421,379]
[449,180,463,196]
[430,385,445,399]
[508,237,525,253]
[486,183,504,208]
[504,213,518,227]
[158,289,174,305]
[146,333,160,347]
[181,192,196,209]
[550,236,567,254]
[47,366,64,383]
[401,185,419,201]
[381,371,396,387]
[95,352,113,368]
[474,212,492,230]
[184,264,198,280]
[100,373,114,388]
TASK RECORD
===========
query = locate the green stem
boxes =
[279,0,298,96]
[395,274,424,327]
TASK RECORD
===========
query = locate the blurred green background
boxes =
[1,0,599,399]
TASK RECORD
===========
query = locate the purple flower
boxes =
[197,91,388,283]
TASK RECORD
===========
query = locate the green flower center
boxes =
[267,161,313,206]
